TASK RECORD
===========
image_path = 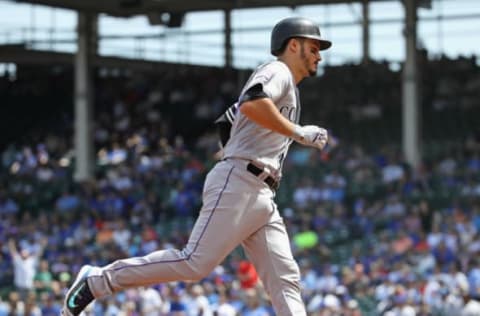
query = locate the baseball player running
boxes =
[62,16,331,316]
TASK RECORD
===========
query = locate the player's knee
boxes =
[187,256,217,281]
[187,266,212,282]
[283,273,301,288]
[279,263,301,286]
[188,270,206,282]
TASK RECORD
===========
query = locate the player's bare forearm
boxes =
[240,98,328,150]
[240,98,297,137]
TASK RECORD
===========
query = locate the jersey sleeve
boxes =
[241,63,290,105]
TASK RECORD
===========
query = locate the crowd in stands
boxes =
[0,54,479,315]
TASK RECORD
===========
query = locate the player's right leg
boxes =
[62,160,271,315]
[242,203,307,316]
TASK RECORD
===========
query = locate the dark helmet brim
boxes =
[271,34,332,56]
[298,34,332,51]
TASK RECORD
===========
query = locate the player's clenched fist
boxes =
[292,125,328,150]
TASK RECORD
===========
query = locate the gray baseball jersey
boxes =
[223,60,300,179]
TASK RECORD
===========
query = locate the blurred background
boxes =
[0,0,479,315]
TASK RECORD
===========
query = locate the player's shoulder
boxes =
[256,60,290,74]
[253,60,292,83]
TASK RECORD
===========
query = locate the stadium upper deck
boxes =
[14,0,398,17]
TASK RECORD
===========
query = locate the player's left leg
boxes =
[242,200,306,316]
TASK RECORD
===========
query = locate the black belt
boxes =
[246,163,279,190]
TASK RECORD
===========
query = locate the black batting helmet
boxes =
[270,17,332,56]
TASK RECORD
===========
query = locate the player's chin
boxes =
[308,65,318,76]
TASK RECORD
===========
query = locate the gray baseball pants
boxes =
[86,159,306,316]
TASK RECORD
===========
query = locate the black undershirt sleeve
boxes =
[215,83,269,148]
[238,83,269,105]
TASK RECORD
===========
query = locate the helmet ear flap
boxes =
[272,36,301,56]
[273,37,293,56]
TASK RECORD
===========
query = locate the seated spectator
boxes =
[391,232,414,255]
[0,191,19,215]
[185,284,213,316]
[215,288,237,316]
[237,260,259,290]
[33,260,53,296]
[54,190,80,213]
[240,288,271,316]
[138,287,165,316]
[38,292,61,316]
[382,157,405,184]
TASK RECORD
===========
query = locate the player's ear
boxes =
[285,38,297,54]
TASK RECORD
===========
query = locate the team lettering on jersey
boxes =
[279,105,296,122]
